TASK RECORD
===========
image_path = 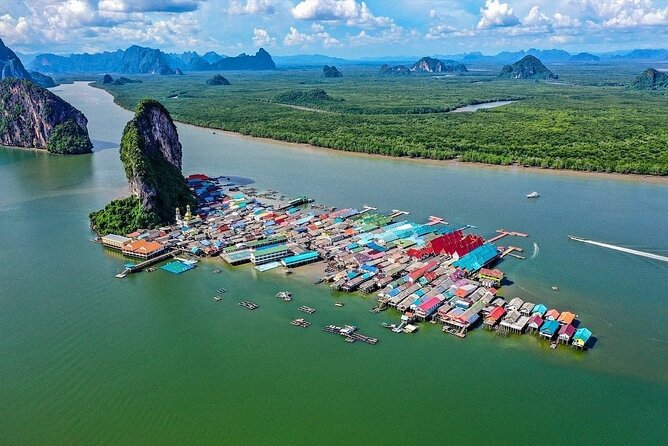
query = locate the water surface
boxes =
[1,82,666,444]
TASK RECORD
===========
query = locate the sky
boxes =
[2,0,668,57]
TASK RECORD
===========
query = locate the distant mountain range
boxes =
[0,38,56,87]
[17,45,668,75]
[28,46,275,74]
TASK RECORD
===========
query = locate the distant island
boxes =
[90,99,194,234]
[379,64,411,76]
[323,65,342,78]
[500,55,557,80]
[102,74,142,86]
[0,38,91,154]
[411,57,467,74]
[569,52,600,62]
[0,79,92,154]
[206,74,230,86]
[630,68,668,90]
[29,46,276,74]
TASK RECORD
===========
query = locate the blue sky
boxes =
[2,1,668,56]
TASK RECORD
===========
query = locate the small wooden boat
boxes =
[335,302,344,307]
[213,296,222,302]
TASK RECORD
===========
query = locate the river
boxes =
[1,82,666,444]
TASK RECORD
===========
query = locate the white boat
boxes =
[526,191,541,198]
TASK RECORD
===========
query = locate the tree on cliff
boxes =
[90,99,194,235]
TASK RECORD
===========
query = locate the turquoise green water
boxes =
[1,82,667,444]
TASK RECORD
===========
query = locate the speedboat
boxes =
[526,191,541,198]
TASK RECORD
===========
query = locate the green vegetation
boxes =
[630,68,668,90]
[90,98,194,235]
[96,64,668,175]
[500,55,557,80]
[120,99,194,223]
[274,88,343,105]
[89,195,159,235]
[47,119,93,154]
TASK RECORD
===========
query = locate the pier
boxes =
[115,250,177,278]
[486,229,529,244]
[323,325,378,345]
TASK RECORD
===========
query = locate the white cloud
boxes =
[349,23,409,45]
[227,0,275,15]
[292,0,394,28]
[252,27,275,46]
[522,6,549,27]
[283,25,340,47]
[98,0,202,13]
[477,0,519,29]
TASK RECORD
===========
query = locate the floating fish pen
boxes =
[291,318,311,328]
[298,306,316,314]
[239,301,259,310]
[217,288,227,293]
[323,325,379,345]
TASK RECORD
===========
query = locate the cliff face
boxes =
[0,79,92,153]
[0,38,31,81]
[0,38,57,87]
[410,57,467,74]
[119,99,193,223]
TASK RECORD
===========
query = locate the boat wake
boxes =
[570,236,668,263]
[530,243,539,259]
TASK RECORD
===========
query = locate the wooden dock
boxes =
[115,250,177,278]
[500,246,524,258]
[486,229,529,244]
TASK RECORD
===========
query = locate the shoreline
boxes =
[187,124,668,185]
[87,82,668,184]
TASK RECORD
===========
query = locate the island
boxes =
[206,74,230,86]
[500,55,557,79]
[631,68,668,90]
[323,65,342,78]
[89,99,194,234]
[0,79,92,154]
[411,57,467,74]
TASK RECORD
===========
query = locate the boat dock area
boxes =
[323,325,379,345]
[101,173,593,351]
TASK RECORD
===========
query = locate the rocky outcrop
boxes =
[0,37,57,87]
[210,48,276,70]
[323,65,342,78]
[119,99,193,223]
[411,57,467,74]
[206,74,230,85]
[29,71,57,88]
[0,78,92,153]
[379,64,411,76]
[500,55,557,80]
[0,38,31,81]
[630,68,668,90]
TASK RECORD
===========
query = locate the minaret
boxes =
[184,204,192,222]
[175,207,182,225]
